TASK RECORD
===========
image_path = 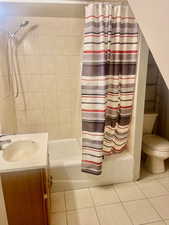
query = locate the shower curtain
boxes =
[81,3,138,175]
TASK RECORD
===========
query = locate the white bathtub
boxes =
[48,138,134,192]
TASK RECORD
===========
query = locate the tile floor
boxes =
[50,167,169,225]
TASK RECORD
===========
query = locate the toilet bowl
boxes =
[142,135,169,173]
[142,114,169,174]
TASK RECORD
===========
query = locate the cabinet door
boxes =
[1,169,48,225]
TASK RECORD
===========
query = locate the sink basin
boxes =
[2,140,39,162]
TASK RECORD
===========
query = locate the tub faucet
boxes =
[0,135,12,150]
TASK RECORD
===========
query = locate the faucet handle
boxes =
[0,134,9,138]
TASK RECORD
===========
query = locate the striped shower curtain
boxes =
[81,3,138,175]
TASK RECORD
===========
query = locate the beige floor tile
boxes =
[140,167,169,181]
[123,199,160,225]
[144,222,165,225]
[67,208,99,225]
[65,189,93,211]
[150,171,169,179]
[136,180,168,198]
[96,203,132,225]
[149,195,169,219]
[140,167,155,181]
[51,192,66,212]
[114,182,145,202]
[165,220,169,225]
[158,177,169,191]
[89,185,120,206]
[50,212,67,225]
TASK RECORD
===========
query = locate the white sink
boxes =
[2,140,39,162]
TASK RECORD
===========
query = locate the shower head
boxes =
[19,21,29,28]
[10,20,30,37]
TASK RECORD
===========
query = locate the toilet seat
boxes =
[143,135,169,152]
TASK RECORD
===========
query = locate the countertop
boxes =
[0,133,48,173]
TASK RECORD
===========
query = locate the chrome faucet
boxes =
[0,135,12,150]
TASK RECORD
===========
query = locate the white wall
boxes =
[129,33,149,180]
[129,0,169,90]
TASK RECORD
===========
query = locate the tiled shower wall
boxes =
[144,52,160,113]
[144,51,169,140]
[1,16,84,140]
[0,23,17,134]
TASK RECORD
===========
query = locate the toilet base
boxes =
[145,156,165,174]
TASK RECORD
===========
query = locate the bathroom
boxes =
[0,1,169,225]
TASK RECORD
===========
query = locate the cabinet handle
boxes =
[44,193,48,200]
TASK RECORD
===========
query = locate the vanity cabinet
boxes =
[1,168,49,225]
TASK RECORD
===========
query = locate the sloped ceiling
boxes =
[128,0,169,89]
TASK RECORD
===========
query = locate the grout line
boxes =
[112,184,135,225]
[63,191,69,225]
[50,169,169,225]
[55,181,169,212]
[65,205,95,213]
[135,180,166,223]
[136,178,169,197]
[157,179,169,193]
[140,219,166,225]
[88,187,102,225]
[113,182,147,202]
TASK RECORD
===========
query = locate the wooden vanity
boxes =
[1,168,50,225]
[0,133,49,225]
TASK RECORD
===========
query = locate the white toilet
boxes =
[142,113,169,174]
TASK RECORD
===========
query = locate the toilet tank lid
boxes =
[143,135,169,151]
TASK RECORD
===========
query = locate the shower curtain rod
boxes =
[52,0,127,5]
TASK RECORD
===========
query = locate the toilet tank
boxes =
[143,113,158,134]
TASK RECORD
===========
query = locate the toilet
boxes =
[142,113,169,174]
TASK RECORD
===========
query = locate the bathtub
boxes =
[48,138,134,192]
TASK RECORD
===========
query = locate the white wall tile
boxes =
[1,16,83,139]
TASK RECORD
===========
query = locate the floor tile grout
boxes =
[140,219,166,225]
[157,178,169,193]
[50,183,169,212]
[88,188,102,225]
[135,180,167,223]
[63,191,69,225]
[113,184,135,225]
[50,167,169,225]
